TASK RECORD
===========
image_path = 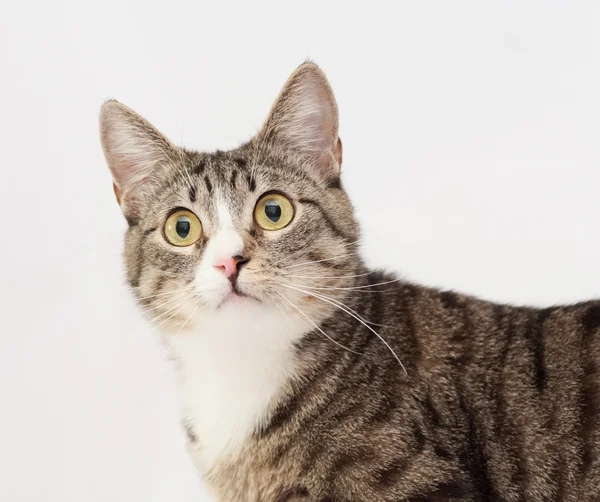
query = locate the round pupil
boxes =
[175,217,191,238]
[264,200,281,222]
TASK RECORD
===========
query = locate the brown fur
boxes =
[202,284,600,501]
[100,63,600,501]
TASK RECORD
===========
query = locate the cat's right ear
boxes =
[255,63,342,183]
[99,101,177,222]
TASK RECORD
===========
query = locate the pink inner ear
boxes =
[110,152,150,219]
[113,183,122,204]
[111,153,139,189]
[305,98,341,178]
[255,64,341,179]
[334,137,343,167]
[297,81,336,152]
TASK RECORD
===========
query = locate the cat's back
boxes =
[395,281,600,501]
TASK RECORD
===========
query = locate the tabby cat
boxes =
[99,63,600,501]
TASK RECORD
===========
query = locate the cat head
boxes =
[100,63,361,335]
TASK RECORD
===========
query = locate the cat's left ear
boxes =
[256,63,342,182]
[99,100,178,222]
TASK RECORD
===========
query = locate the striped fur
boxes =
[100,63,600,501]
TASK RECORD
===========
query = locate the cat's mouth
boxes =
[217,291,249,309]
[231,282,247,297]
[216,284,259,309]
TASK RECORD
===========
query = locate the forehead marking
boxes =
[204,175,213,195]
[212,191,244,258]
[216,191,235,230]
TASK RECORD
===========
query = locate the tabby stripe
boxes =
[580,304,600,473]
[152,275,166,296]
[398,284,419,369]
[456,306,495,500]
[125,215,138,227]
[230,169,238,189]
[581,356,598,472]
[204,175,212,195]
[532,309,551,392]
[260,348,339,438]
[234,157,247,170]
[298,198,348,241]
[494,309,526,493]
[433,444,453,460]
[359,284,385,353]
[440,290,459,309]
[247,174,256,192]
[375,456,412,487]
[368,393,397,426]
[327,177,342,189]
[128,231,151,288]
[188,185,197,203]
[276,486,309,501]
[457,391,495,501]
[404,481,468,501]
[193,160,205,175]
[327,305,381,424]
[184,423,197,443]
[305,252,346,270]
[297,332,376,475]
[424,392,441,427]
[494,306,511,437]
[373,425,427,487]
[129,243,144,288]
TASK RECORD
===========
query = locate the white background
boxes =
[2,1,599,500]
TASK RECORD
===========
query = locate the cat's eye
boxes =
[164,209,202,246]
[254,193,294,231]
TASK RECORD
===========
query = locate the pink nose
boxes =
[213,256,242,278]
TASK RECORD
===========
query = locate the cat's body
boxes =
[100,64,600,501]
[196,275,600,501]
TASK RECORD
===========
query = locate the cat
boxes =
[99,62,600,501]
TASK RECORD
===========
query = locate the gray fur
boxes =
[100,63,600,501]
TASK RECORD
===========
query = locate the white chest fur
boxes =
[170,301,307,472]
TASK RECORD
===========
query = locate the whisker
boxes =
[137,290,192,317]
[269,241,315,268]
[146,296,194,325]
[148,298,196,333]
[271,237,360,270]
[176,146,196,194]
[137,284,194,301]
[136,269,217,299]
[282,281,392,295]
[164,303,200,360]
[154,270,199,280]
[337,238,361,249]
[277,292,363,356]
[270,292,315,333]
[268,292,292,321]
[285,277,404,291]
[287,286,399,330]
[182,156,197,193]
[286,252,359,269]
[282,284,407,375]
[284,271,374,280]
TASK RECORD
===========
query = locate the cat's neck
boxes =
[170,300,308,472]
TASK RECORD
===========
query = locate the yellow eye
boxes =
[254,193,294,231]
[164,210,202,246]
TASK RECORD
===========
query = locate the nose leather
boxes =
[213,256,240,278]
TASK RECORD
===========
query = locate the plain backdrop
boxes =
[2,1,600,500]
